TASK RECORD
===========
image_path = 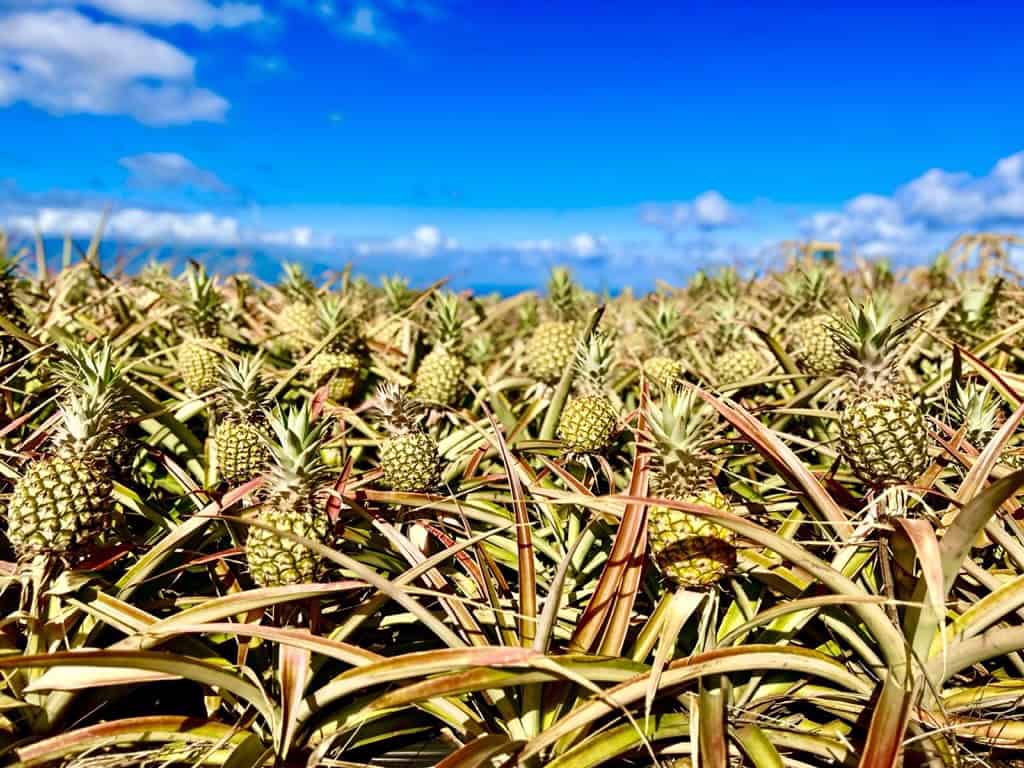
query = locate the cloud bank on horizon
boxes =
[2,0,1023,287]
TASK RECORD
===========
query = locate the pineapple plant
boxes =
[557,329,619,454]
[375,382,440,493]
[710,300,768,387]
[784,268,843,375]
[644,387,737,588]
[639,295,686,389]
[0,250,27,366]
[277,262,320,351]
[246,403,334,587]
[307,294,368,403]
[943,277,1003,348]
[4,341,130,559]
[526,267,584,383]
[414,290,467,406]
[175,263,227,395]
[833,299,931,486]
[214,353,273,484]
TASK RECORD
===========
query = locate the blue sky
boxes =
[2,0,1024,288]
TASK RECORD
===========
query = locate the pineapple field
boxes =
[5,227,1024,768]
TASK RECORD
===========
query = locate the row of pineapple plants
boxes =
[1,227,1024,766]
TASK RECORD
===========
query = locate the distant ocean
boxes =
[10,236,624,296]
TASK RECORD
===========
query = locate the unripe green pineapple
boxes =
[710,300,769,387]
[833,299,931,485]
[0,251,28,366]
[527,267,583,383]
[526,320,582,383]
[639,296,686,389]
[4,341,130,559]
[649,487,737,588]
[179,338,227,394]
[375,383,440,493]
[558,330,618,454]
[715,348,766,387]
[643,387,737,589]
[779,268,842,375]
[214,354,272,484]
[414,291,467,406]
[247,403,334,587]
[309,351,364,402]
[277,262,320,350]
[643,356,684,388]
[308,294,369,403]
[789,315,843,375]
[174,264,227,394]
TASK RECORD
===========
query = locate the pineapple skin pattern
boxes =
[838,396,930,485]
[380,432,440,493]
[6,455,112,557]
[215,421,268,484]
[648,486,737,588]
[526,320,580,383]
[557,394,618,454]
[247,505,329,587]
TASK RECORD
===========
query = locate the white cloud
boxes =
[9,205,241,243]
[120,153,230,193]
[640,189,739,235]
[345,5,394,42]
[5,203,330,250]
[0,9,228,124]
[514,232,610,261]
[7,0,264,29]
[354,225,458,258]
[803,150,1024,260]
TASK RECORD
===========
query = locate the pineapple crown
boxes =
[711,299,750,349]
[518,298,539,332]
[218,352,272,423]
[428,290,464,350]
[639,296,683,351]
[263,402,333,503]
[949,277,1003,335]
[573,328,615,395]
[712,267,741,300]
[830,297,924,390]
[643,386,720,476]
[381,274,412,313]
[281,262,317,303]
[374,382,426,435]
[780,267,834,314]
[946,379,1003,447]
[547,267,580,321]
[316,293,365,353]
[52,340,130,456]
[177,263,224,337]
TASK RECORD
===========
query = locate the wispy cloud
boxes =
[640,190,740,238]
[0,9,228,124]
[803,151,1024,259]
[6,0,265,30]
[119,153,231,194]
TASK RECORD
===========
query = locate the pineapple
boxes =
[375,383,440,493]
[639,295,686,389]
[833,299,931,486]
[783,268,843,375]
[4,341,130,559]
[710,300,768,387]
[214,353,272,484]
[0,250,27,366]
[414,291,467,406]
[526,267,583,383]
[307,294,368,403]
[557,330,619,454]
[246,403,334,587]
[175,264,227,395]
[277,262,319,351]
[644,387,737,588]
